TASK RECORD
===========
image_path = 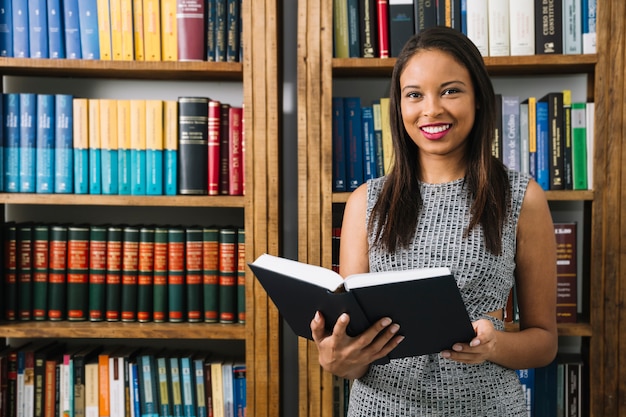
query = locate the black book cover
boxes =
[535,0,563,54]
[178,97,209,195]
[389,1,415,57]
[359,0,379,57]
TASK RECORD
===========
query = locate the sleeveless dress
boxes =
[347,171,530,417]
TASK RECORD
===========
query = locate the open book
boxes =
[249,254,475,360]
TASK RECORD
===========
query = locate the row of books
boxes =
[517,354,584,417]
[1,93,244,196]
[0,0,242,62]
[2,222,246,324]
[332,93,594,193]
[0,342,246,417]
[334,0,597,59]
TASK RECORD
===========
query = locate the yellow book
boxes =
[163,100,178,195]
[143,0,161,61]
[527,97,537,154]
[160,0,177,61]
[84,363,99,417]
[109,0,123,60]
[379,97,393,175]
[146,100,164,194]
[133,0,145,60]
[96,0,112,60]
[210,361,225,417]
[117,100,132,195]
[120,0,134,60]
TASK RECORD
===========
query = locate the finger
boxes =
[310,311,327,342]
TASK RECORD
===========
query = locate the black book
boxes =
[178,97,209,195]
[359,0,378,58]
[539,92,565,190]
[249,254,475,362]
[534,0,563,54]
[414,0,437,32]
[389,0,415,57]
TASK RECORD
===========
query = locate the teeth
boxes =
[422,124,450,134]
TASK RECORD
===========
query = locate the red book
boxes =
[67,226,90,321]
[176,0,206,60]
[207,100,222,195]
[376,0,390,59]
[228,106,244,196]
[555,222,578,323]
[219,103,231,195]
[236,228,245,324]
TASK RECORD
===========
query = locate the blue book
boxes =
[192,358,207,417]
[146,100,163,195]
[130,363,141,417]
[361,106,377,181]
[163,100,177,195]
[343,97,364,191]
[232,362,246,417]
[206,0,216,61]
[77,0,99,59]
[11,0,28,57]
[4,93,20,192]
[100,100,118,195]
[62,0,81,58]
[347,0,360,57]
[534,360,558,417]
[501,96,520,171]
[226,0,240,62]
[131,148,146,195]
[164,149,177,195]
[28,0,48,58]
[179,355,196,417]
[117,101,131,195]
[516,368,535,416]
[0,0,13,56]
[156,355,173,417]
[47,0,65,58]
[73,98,88,194]
[88,100,101,194]
[460,0,467,35]
[168,356,184,417]
[19,93,36,193]
[214,0,227,61]
[535,100,550,190]
[54,94,73,193]
[35,94,55,193]
[331,97,346,192]
[137,353,159,417]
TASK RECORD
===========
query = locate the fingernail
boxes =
[441,351,451,358]
[340,313,349,322]
[381,317,392,327]
[389,324,400,334]
[453,344,462,352]
[396,336,405,344]
[470,339,481,347]
[314,311,320,321]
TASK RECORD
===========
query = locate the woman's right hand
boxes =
[310,310,404,379]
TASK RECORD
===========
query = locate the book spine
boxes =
[178,97,209,195]
[346,0,360,57]
[388,0,413,58]
[202,227,219,323]
[143,0,161,60]
[563,0,582,54]
[17,223,33,320]
[571,102,587,190]
[12,0,28,57]
[44,357,59,417]
[534,0,562,54]
[379,97,392,174]
[331,97,346,192]
[214,0,227,61]
[465,0,488,55]
[192,359,206,417]
[105,226,123,321]
[19,93,36,193]
[0,1,13,57]
[359,0,378,58]
[4,93,20,192]
[100,99,119,195]
[152,227,169,323]
[535,99,549,190]
[202,361,213,417]
[562,90,573,190]
[47,225,67,321]
[361,106,377,181]
[226,0,239,61]
[218,228,237,324]
[120,0,135,60]
[88,225,108,321]
[228,106,243,196]
[133,0,145,60]
[117,100,132,195]
[146,100,164,195]
[185,227,203,322]
[168,357,183,417]
[519,100,530,175]
[206,0,216,62]
[129,362,141,417]
[177,0,205,60]
[31,225,49,320]
[54,94,74,194]
[78,0,101,59]
[167,227,186,323]
[218,103,231,194]
[236,228,245,324]
[232,364,245,417]
[98,352,111,417]
[109,0,123,60]
[29,0,49,57]
[487,0,509,56]
[137,227,155,323]
[121,226,140,322]
[130,100,147,195]
[3,223,18,320]
[180,357,196,417]
[333,0,349,58]
[62,0,82,58]
[109,355,125,417]
[376,0,389,58]
[207,100,221,195]
[160,0,177,61]
[343,97,364,191]
[527,97,537,181]
[156,357,172,417]
[138,355,159,417]
[581,0,595,53]
[555,222,577,323]
[67,225,90,321]
[96,0,112,60]
[73,98,89,194]
[492,94,502,161]
[88,99,102,194]
[163,100,178,196]
[508,0,535,56]
[546,92,564,190]
[501,96,520,171]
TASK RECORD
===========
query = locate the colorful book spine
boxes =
[202,226,219,323]
[179,355,196,417]
[100,99,119,195]
[543,92,564,190]
[109,0,123,60]
[526,96,537,181]
[228,106,244,196]
[78,0,101,59]
[117,99,132,195]
[554,222,578,323]
[160,0,177,61]
[178,97,209,195]
[207,100,221,195]
[226,0,239,61]
[3,223,18,320]
[0,1,13,57]
[376,0,389,58]
[218,228,237,324]
[88,99,102,194]
[62,0,82,58]
[177,0,205,60]
[19,93,37,193]
[501,95,520,171]
[193,357,207,417]
[133,0,145,60]
[571,102,588,190]
[361,106,377,182]
[333,0,349,58]
[88,225,107,321]
[163,100,178,195]
[73,98,89,194]
[492,94,503,161]
[137,226,155,323]
[236,228,245,324]
[121,226,140,322]
[152,227,169,323]
[155,355,172,417]
[185,227,203,322]
[4,93,20,192]
[28,0,48,57]
[35,94,55,193]
[17,223,33,320]
[31,224,49,320]
[232,362,246,417]
[54,94,74,193]
[145,100,163,195]
[581,0,596,54]
[535,98,549,190]
[562,90,573,190]
[331,97,346,192]
[120,0,134,59]
[218,103,231,194]
[47,225,67,320]
[167,227,185,322]
[168,356,184,417]
[67,225,90,320]
[142,0,161,60]
[105,225,123,321]
[130,99,147,195]
[11,0,29,57]
[138,353,159,417]
[96,0,112,59]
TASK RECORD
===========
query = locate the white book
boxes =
[563,0,582,54]
[582,0,596,53]
[519,100,530,175]
[221,361,234,417]
[466,0,489,56]
[84,363,99,417]
[509,0,534,55]
[109,356,125,417]
[487,0,510,56]
[585,102,594,189]
[502,96,520,171]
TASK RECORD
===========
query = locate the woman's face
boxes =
[399,48,476,160]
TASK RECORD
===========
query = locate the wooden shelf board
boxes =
[333,190,593,203]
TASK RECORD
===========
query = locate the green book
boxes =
[17,223,33,321]
[121,226,140,322]
[88,225,108,321]
[32,224,49,320]
[185,227,203,322]
[218,227,237,324]
[3,222,18,320]
[105,225,123,321]
[47,225,68,320]
[137,227,155,323]
[202,226,219,323]
[153,227,169,323]
[67,225,90,321]
[571,102,588,190]
[167,227,185,323]
[237,228,245,324]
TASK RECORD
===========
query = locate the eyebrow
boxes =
[401,80,467,93]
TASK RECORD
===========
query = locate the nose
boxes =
[422,95,443,118]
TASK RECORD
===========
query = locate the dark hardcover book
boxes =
[376,0,389,58]
[121,226,140,322]
[214,0,227,62]
[6,348,18,417]
[414,0,438,32]
[88,225,107,322]
[207,100,222,195]
[19,93,37,193]
[46,0,65,58]
[389,0,414,57]
[28,0,48,57]
[361,106,377,181]
[17,222,33,321]
[534,359,558,417]
[77,0,100,59]
[564,355,583,417]
[249,254,475,362]
[202,360,214,417]
[535,0,563,54]
[4,93,20,192]
[177,97,209,195]
[11,0,28,57]
[185,227,203,322]
[0,2,13,57]
[202,226,219,323]
[232,362,246,417]
[332,97,347,192]
[347,0,360,57]
[359,0,378,57]
[168,227,186,323]
[177,0,206,60]
[35,94,55,193]
[218,103,231,194]
[218,227,237,324]
[137,350,160,417]
[539,92,565,190]
[67,225,90,321]
[137,226,155,323]
[562,91,573,190]
[32,224,49,320]
[343,97,364,191]
[554,222,577,323]
[206,0,217,62]
[33,343,64,417]
[105,225,123,321]
[436,0,461,30]
[236,228,245,324]
[491,93,502,162]
[43,351,61,417]
[226,0,240,61]
[152,227,169,323]
[47,225,67,321]
[228,106,244,196]
[3,222,18,320]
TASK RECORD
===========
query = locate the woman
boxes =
[310,27,557,415]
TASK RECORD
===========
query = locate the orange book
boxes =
[96,0,112,60]
[97,347,117,417]
[109,0,123,59]
[160,0,177,61]
[120,0,134,60]
[133,0,145,60]
[143,0,161,60]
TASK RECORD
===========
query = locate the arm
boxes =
[442,179,558,369]
[310,184,404,379]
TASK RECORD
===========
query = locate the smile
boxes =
[421,124,451,134]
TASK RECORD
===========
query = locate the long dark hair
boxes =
[369,26,510,255]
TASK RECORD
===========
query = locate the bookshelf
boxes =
[0,1,282,417]
[297,1,624,416]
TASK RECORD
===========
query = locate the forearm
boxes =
[489,327,558,370]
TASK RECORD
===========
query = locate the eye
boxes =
[406,91,422,99]
[442,88,461,96]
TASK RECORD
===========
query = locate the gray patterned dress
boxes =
[347,171,530,416]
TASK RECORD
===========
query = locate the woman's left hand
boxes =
[440,318,497,364]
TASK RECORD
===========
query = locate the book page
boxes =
[251,254,345,291]
[344,267,452,290]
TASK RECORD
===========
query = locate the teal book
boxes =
[19,93,36,193]
[35,94,55,193]
[11,0,28,57]
[73,98,89,194]
[0,0,13,57]
[101,149,118,194]
[88,225,107,321]
[47,225,67,320]
[54,94,73,193]
[137,352,160,417]
[156,354,173,417]
[46,0,65,58]
[185,227,203,322]
[77,0,99,59]
[28,0,48,57]
[218,227,237,324]
[4,93,20,192]
[167,227,185,322]
[146,149,163,195]
[62,0,81,58]
[535,99,550,191]
[193,356,207,417]
[146,100,163,195]
[163,100,177,195]
[121,226,139,322]
[179,354,196,417]
[164,148,177,195]
[117,100,132,195]
[168,355,184,417]
[131,147,146,195]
